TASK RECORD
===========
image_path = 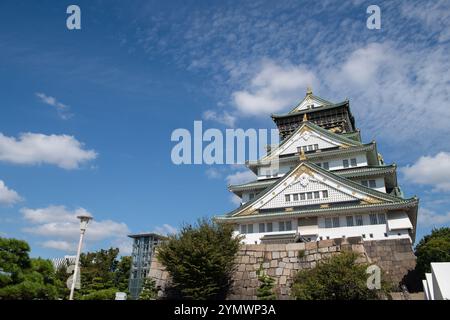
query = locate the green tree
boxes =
[291,251,391,300]
[415,227,450,278]
[72,248,131,300]
[139,278,157,300]
[0,238,62,300]
[256,265,276,300]
[156,218,242,300]
[115,255,131,292]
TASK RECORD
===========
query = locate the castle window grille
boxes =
[355,215,364,226]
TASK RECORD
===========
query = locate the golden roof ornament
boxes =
[306,86,313,96]
[303,113,308,122]
[299,148,307,161]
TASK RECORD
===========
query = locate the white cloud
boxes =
[36,92,73,120]
[153,224,177,236]
[232,60,317,115]
[225,170,256,185]
[203,110,236,127]
[401,152,450,192]
[0,132,97,169]
[333,43,392,87]
[41,240,76,252]
[419,208,450,227]
[205,167,223,179]
[0,180,22,205]
[21,206,130,253]
[230,194,242,206]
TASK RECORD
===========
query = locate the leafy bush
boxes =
[0,238,62,300]
[291,251,391,300]
[156,218,241,299]
[139,278,158,300]
[256,265,276,300]
[415,227,450,278]
[80,288,117,300]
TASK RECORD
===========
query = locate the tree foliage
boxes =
[256,265,276,300]
[291,251,391,300]
[415,227,450,278]
[139,278,158,300]
[156,218,241,300]
[72,248,131,300]
[0,237,62,300]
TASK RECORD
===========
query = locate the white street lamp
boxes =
[69,214,93,300]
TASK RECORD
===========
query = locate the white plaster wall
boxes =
[234,213,412,244]
[279,134,338,156]
[256,152,368,179]
[260,178,356,209]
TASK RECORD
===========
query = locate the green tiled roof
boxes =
[222,161,415,218]
[215,198,418,223]
[229,165,397,194]
[271,100,349,119]
[248,142,376,167]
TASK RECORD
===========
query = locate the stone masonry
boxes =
[148,237,416,300]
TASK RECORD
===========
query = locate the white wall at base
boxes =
[425,273,435,300]
[431,262,450,300]
[234,216,412,244]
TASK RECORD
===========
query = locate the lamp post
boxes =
[69,214,93,300]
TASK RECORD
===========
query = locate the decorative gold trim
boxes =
[303,113,308,122]
[299,148,307,161]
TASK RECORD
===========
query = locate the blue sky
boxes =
[0,0,449,258]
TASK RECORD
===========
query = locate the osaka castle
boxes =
[216,89,419,245]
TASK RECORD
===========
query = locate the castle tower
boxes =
[216,90,418,245]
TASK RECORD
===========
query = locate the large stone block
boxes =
[275,268,283,276]
[305,242,317,250]
[318,239,334,248]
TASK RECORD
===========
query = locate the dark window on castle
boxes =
[325,218,332,228]
[249,193,255,200]
[314,191,320,199]
[267,222,273,232]
[346,215,354,226]
[247,224,253,233]
[300,193,306,200]
[343,159,349,168]
[355,215,364,226]
[369,214,378,225]
[323,162,329,170]
[378,213,386,224]
[369,180,377,188]
[322,190,329,198]
[285,221,292,231]
[307,192,313,200]
[332,217,340,228]
[285,194,290,202]
[259,223,265,233]
[240,225,247,234]
[350,158,357,167]
[293,194,299,201]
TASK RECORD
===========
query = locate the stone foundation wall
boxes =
[148,237,416,300]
